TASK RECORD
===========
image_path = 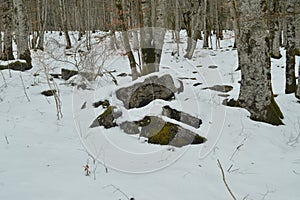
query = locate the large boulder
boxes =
[116,74,177,109]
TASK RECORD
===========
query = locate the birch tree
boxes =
[13,0,32,67]
[0,0,14,61]
[115,0,139,80]
[235,0,283,125]
[36,0,47,50]
[184,2,201,59]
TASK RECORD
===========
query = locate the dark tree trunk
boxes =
[1,0,15,61]
[285,0,296,94]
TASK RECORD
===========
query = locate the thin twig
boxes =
[230,143,244,161]
[20,72,30,102]
[0,70,7,88]
[5,136,9,144]
[293,170,300,175]
[103,184,130,200]
[217,159,237,200]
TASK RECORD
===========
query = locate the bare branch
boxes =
[19,72,30,102]
[103,184,130,200]
[217,159,237,200]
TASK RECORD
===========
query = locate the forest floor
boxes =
[0,31,300,200]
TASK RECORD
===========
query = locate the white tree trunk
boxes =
[153,0,166,70]
[37,0,47,50]
[13,0,31,66]
[184,4,201,59]
[140,0,156,75]
[115,0,139,80]
[237,0,283,125]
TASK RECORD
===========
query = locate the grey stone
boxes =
[162,106,202,128]
[120,121,140,134]
[169,126,205,147]
[203,85,233,93]
[116,74,177,109]
[140,116,166,138]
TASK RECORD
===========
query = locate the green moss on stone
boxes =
[264,94,284,125]
[148,122,178,145]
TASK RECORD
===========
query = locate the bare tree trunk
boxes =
[296,62,300,99]
[174,0,180,56]
[13,0,32,67]
[269,0,282,59]
[0,31,2,55]
[285,0,296,94]
[58,0,71,49]
[37,0,47,50]
[229,0,240,49]
[115,0,139,80]
[183,10,192,53]
[1,0,15,60]
[280,1,287,48]
[203,0,209,48]
[295,1,300,56]
[184,3,201,59]
[237,0,283,125]
[140,0,157,75]
[153,0,166,69]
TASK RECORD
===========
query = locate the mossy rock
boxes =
[139,116,206,147]
[90,106,122,129]
[148,122,178,145]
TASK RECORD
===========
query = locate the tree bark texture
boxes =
[237,0,283,125]
[285,0,296,94]
[1,0,15,60]
[13,0,32,66]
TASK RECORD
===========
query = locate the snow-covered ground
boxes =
[0,31,300,200]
